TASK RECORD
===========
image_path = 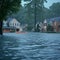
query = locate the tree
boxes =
[49,2,60,18]
[0,0,21,35]
[24,0,47,31]
[42,2,60,20]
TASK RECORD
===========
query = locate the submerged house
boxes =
[3,18,23,32]
[43,17,60,32]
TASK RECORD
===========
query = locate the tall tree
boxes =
[24,0,47,31]
[0,0,21,35]
[50,2,60,17]
[44,2,60,19]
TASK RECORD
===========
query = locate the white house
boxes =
[3,20,7,27]
[8,18,20,29]
[3,18,23,32]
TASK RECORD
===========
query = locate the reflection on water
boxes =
[0,32,60,60]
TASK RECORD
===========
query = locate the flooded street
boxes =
[0,32,60,60]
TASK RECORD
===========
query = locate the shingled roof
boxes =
[47,17,60,22]
[7,18,13,23]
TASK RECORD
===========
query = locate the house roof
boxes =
[7,18,13,23]
[47,17,60,22]
[7,18,20,23]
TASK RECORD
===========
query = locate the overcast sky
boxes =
[44,0,60,8]
[21,0,60,8]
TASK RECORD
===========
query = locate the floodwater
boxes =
[0,32,60,60]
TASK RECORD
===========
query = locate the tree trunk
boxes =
[34,0,37,32]
[0,20,3,35]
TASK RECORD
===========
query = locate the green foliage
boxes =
[0,0,21,20]
[23,0,47,23]
[11,1,60,26]
[22,0,47,32]
[47,24,54,32]
[50,2,60,17]
[26,25,33,31]
[43,2,60,19]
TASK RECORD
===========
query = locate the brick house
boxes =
[45,17,60,32]
[53,20,60,32]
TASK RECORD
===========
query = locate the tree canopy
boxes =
[50,2,60,17]
[0,0,21,20]
[0,0,21,35]
[23,0,47,24]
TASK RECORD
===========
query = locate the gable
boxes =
[7,18,20,25]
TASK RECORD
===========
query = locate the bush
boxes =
[47,24,54,32]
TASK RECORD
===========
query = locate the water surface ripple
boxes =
[0,32,60,60]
